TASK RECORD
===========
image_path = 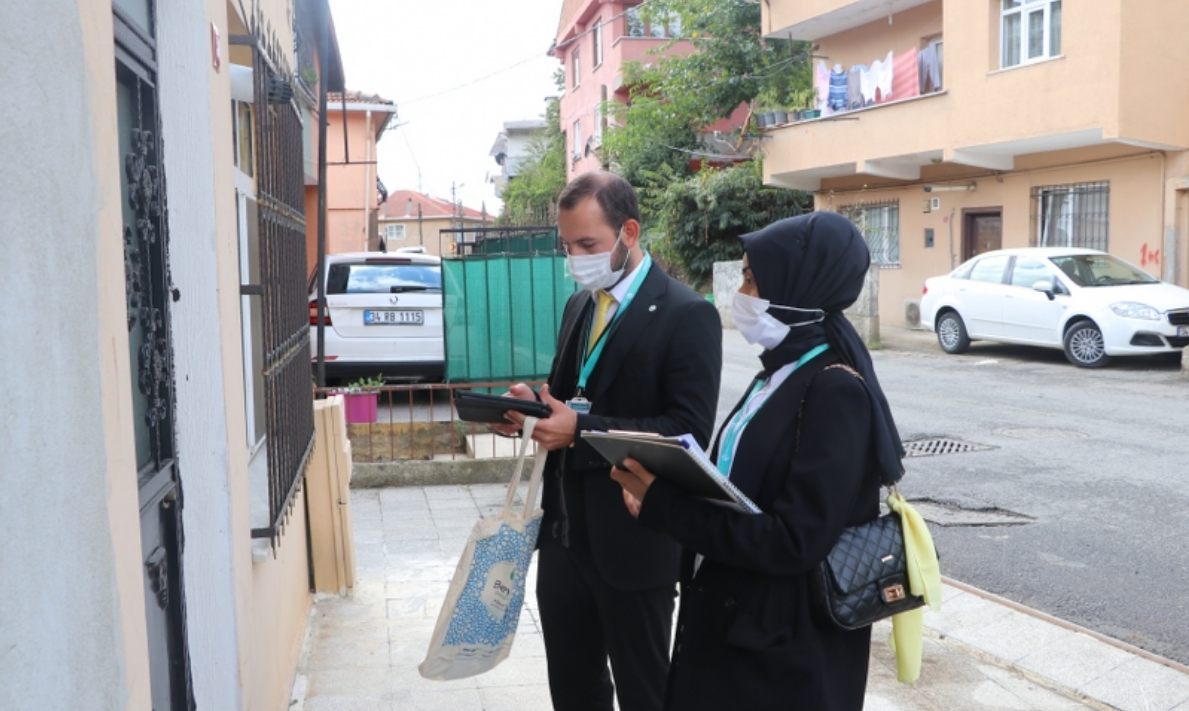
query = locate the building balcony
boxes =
[761,0,1189,192]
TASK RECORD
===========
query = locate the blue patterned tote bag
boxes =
[419,417,547,680]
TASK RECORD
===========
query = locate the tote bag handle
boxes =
[502,417,548,518]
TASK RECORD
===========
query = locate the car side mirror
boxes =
[1032,280,1055,301]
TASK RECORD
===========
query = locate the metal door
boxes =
[114,1,194,708]
[963,210,1003,261]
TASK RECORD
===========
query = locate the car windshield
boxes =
[1047,255,1159,287]
[327,262,442,294]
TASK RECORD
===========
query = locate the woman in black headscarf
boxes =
[611,212,904,711]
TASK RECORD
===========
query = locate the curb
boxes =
[933,577,1189,710]
[942,576,1189,676]
[351,457,519,488]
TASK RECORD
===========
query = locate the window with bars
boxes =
[840,201,900,267]
[1032,182,1109,251]
[234,14,316,546]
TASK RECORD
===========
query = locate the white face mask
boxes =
[567,230,629,292]
[731,292,826,350]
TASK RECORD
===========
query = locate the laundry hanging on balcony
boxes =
[893,47,920,102]
[828,64,849,112]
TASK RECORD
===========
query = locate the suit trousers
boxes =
[536,534,676,711]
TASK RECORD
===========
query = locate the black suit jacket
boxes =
[638,353,881,711]
[541,262,722,592]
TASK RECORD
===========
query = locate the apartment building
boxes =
[761,0,1189,327]
[552,0,693,180]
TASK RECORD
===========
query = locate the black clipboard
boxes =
[453,390,552,423]
[582,431,761,513]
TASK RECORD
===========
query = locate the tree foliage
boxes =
[599,0,814,287]
[640,160,808,288]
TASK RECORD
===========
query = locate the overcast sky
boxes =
[329,0,561,215]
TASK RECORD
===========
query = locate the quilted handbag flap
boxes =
[823,513,906,595]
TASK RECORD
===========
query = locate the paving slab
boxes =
[291,485,1189,711]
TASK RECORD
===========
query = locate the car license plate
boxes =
[364,309,424,326]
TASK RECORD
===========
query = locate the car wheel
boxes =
[936,311,971,354]
[1063,320,1111,368]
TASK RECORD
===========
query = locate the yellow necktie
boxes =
[588,291,615,355]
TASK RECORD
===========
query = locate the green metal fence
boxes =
[440,227,578,386]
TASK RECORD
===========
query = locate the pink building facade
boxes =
[552,0,693,181]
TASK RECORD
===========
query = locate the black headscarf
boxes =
[739,211,905,485]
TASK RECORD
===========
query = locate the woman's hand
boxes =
[610,458,656,519]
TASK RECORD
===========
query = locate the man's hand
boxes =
[488,382,537,437]
[505,384,577,451]
[610,458,656,519]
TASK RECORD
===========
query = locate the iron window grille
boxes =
[235,3,316,546]
[840,200,901,267]
[1031,181,1109,252]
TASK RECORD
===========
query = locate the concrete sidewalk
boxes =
[292,484,1189,711]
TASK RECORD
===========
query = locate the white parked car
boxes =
[309,251,444,383]
[920,248,1189,367]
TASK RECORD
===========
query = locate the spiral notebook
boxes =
[581,431,761,514]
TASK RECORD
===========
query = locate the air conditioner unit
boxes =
[904,298,922,328]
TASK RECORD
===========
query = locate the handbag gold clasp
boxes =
[883,584,906,602]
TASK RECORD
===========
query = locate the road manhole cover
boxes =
[908,499,1034,527]
[999,427,1089,440]
[903,437,994,457]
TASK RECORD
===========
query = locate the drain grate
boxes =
[903,437,993,457]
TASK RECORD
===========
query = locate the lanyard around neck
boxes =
[576,253,652,392]
[716,343,830,477]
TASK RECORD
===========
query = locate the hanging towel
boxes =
[848,65,866,109]
[873,51,894,103]
[886,492,942,685]
[828,64,849,112]
[859,62,878,107]
[815,60,832,116]
[918,43,942,94]
[892,48,920,102]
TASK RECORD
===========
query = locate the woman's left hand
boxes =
[610,458,656,519]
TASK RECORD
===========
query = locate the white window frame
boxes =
[385,223,406,242]
[593,20,604,68]
[572,119,583,161]
[1000,0,1062,69]
[572,47,581,89]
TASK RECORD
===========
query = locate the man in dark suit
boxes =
[498,172,722,711]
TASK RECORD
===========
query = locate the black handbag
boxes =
[809,511,925,630]
[799,364,926,630]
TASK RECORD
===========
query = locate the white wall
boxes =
[156,1,248,709]
[0,2,149,709]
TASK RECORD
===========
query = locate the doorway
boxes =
[963,209,1003,261]
[114,1,194,708]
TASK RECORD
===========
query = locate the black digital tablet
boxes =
[453,390,552,423]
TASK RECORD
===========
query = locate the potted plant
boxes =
[337,374,384,424]
[795,88,821,120]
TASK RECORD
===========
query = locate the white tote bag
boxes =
[419,418,547,680]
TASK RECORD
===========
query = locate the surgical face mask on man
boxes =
[731,292,826,350]
[567,228,630,292]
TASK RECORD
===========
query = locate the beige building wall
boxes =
[763,0,1189,326]
[818,152,1169,328]
[0,1,152,709]
[379,216,493,256]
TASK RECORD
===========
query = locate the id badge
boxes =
[566,397,592,415]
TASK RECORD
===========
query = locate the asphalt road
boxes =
[721,328,1189,665]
